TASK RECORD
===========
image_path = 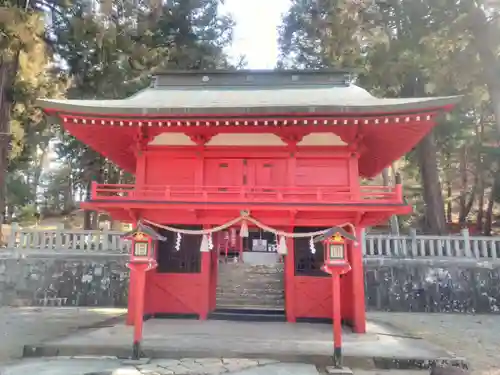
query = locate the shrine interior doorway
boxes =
[211,226,286,322]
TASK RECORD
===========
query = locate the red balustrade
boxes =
[90,182,403,205]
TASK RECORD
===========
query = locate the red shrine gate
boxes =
[38,70,459,334]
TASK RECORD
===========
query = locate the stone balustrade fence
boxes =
[4,225,500,261]
[363,229,500,260]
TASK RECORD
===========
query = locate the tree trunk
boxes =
[446,178,452,223]
[475,120,486,233]
[83,178,93,229]
[458,146,468,224]
[469,7,500,137]
[484,174,499,236]
[0,55,19,234]
[476,180,485,233]
[382,168,400,234]
[400,74,446,234]
[444,151,452,223]
[416,132,447,234]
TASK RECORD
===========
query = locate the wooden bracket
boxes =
[126,208,139,223]
[188,133,215,146]
[279,132,308,154]
[132,128,155,154]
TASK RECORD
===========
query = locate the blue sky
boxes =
[221,0,291,69]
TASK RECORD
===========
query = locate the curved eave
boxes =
[36,96,461,117]
[49,116,137,173]
[38,93,462,178]
[358,121,435,178]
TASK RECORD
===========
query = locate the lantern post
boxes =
[123,223,166,360]
[315,227,356,369]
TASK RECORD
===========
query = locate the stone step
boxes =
[216,296,284,302]
[217,272,283,277]
[214,305,285,312]
[217,280,282,284]
[216,290,284,297]
[216,299,284,308]
[217,260,285,310]
[216,291,284,298]
[216,296,284,303]
[218,284,282,289]
[217,292,284,298]
[217,280,283,287]
[217,287,284,293]
[216,294,284,301]
[209,310,286,322]
[217,282,283,288]
[217,266,284,274]
[218,280,282,284]
[219,268,283,275]
[217,274,283,280]
[217,290,283,296]
[216,284,283,291]
[218,271,283,276]
[218,268,284,273]
[218,263,284,268]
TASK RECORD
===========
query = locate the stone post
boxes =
[55,223,64,250]
[409,228,417,257]
[461,228,472,257]
[7,222,18,249]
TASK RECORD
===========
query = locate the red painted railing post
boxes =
[89,183,404,205]
[90,181,98,200]
[317,187,323,202]
[395,183,403,203]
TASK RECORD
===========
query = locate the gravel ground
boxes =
[0,307,126,364]
[367,312,500,375]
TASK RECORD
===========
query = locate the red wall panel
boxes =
[146,156,197,185]
[144,272,206,315]
[247,159,287,187]
[291,275,353,321]
[204,159,244,186]
[295,159,349,187]
[144,149,351,189]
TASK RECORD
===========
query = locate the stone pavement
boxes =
[23,318,462,370]
[0,307,476,374]
[368,312,500,375]
[0,307,126,364]
[0,357,429,375]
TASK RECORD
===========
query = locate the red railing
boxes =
[91,182,403,204]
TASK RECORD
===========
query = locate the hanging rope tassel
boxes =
[200,234,210,252]
[175,233,182,251]
[240,220,249,237]
[277,235,288,255]
[208,234,214,250]
[309,236,316,254]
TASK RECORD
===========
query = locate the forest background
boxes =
[1,0,499,235]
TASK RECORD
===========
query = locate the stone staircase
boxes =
[215,261,285,311]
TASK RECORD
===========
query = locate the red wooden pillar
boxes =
[285,225,295,322]
[350,227,366,333]
[209,237,218,311]
[199,225,211,320]
[126,217,139,326]
[127,151,146,325]
[131,263,148,359]
[126,270,137,325]
[331,272,342,366]
[200,251,211,319]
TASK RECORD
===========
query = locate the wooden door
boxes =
[204,159,244,194]
[246,159,286,194]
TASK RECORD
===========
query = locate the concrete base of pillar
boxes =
[326,366,353,375]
